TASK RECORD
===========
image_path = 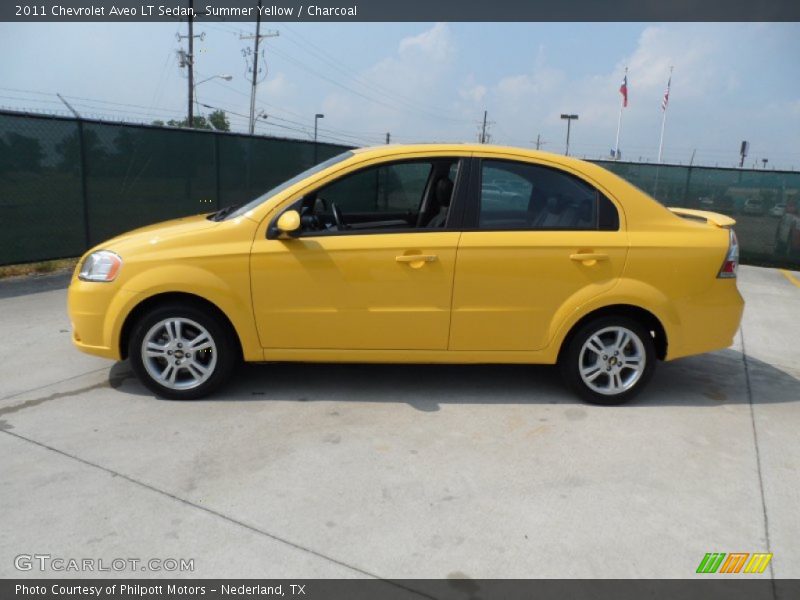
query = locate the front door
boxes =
[250,157,464,350]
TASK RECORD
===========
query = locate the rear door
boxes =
[449,156,629,351]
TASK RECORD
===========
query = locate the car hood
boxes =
[92,213,219,255]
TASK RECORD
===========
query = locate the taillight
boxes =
[717,229,739,279]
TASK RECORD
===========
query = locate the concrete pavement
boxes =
[0,266,798,579]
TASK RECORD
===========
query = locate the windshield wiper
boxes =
[208,204,240,222]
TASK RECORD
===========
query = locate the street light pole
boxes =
[314,113,324,164]
[560,114,578,156]
[193,75,233,117]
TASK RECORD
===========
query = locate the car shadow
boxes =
[108,347,799,410]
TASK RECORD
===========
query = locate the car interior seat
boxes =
[420,176,454,228]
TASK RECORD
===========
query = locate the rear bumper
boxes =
[665,279,745,360]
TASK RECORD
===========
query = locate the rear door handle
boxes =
[570,252,609,263]
[396,254,438,263]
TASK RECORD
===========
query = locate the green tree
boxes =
[153,110,229,131]
[208,110,230,132]
[165,116,210,130]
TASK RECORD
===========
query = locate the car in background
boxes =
[68,144,744,405]
[742,198,767,216]
[769,202,786,218]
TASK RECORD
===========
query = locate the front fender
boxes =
[111,263,262,362]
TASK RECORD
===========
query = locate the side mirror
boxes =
[276,210,301,237]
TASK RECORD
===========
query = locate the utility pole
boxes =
[240,0,279,135]
[476,111,494,143]
[176,1,204,127]
[386,132,391,144]
[535,134,545,150]
[187,0,193,126]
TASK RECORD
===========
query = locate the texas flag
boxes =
[619,73,629,107]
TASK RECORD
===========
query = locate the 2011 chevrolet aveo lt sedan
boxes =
[68,145,744,404]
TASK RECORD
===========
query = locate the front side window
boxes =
[322,161,432,214]
[287,158,461,235]
[478,160,619,231]
[227,151,353,220]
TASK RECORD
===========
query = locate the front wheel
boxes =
[560,316,656,405]
[128,302,238,400]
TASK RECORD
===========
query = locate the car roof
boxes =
[353,143,568,161]
[349,143,623,180]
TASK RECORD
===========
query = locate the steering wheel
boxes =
[330,202,347,230]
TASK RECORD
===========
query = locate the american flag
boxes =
[619,72,628,107]
[661,76,671,111]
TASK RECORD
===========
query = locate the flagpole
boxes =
[658,66,673,164]
[614,66,627,160]
[657,107,668,163]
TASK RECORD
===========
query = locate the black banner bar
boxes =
[3,0,800,22]
[3,579,800,600]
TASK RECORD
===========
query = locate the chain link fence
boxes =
[0,110,347,265]
[595,160,800,268]
[1,110,799,268]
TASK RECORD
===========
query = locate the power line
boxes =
[202,21,473,125]
[277,25,474,124]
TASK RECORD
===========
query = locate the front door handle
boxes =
[570,252,609,265]
[396,254,438,266]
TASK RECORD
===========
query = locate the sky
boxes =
[1,21,799,168]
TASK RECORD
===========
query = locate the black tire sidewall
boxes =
[560,316,656,405]
[128,302,237,400]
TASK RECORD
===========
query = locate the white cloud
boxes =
[261,72,295,100]
[319,23,462,141]
[397,22,455,63]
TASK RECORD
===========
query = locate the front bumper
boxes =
[67,277,141,360]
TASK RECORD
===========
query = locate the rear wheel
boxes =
[560,316,656,405]
[128,302,238,400]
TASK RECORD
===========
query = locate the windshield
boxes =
[224,151,354,220]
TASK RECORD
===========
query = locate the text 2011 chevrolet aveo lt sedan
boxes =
[68,145,744,404]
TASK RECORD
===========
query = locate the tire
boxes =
[559,316,656,405]
[128,301,238,400]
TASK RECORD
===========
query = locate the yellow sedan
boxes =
[67,144,744,404]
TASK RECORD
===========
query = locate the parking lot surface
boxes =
[1,266,798,579]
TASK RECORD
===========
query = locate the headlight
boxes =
[78,250,123,282]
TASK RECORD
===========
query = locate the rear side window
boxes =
[478,160,619,231]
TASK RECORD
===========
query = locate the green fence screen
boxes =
[1,110,799,268]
